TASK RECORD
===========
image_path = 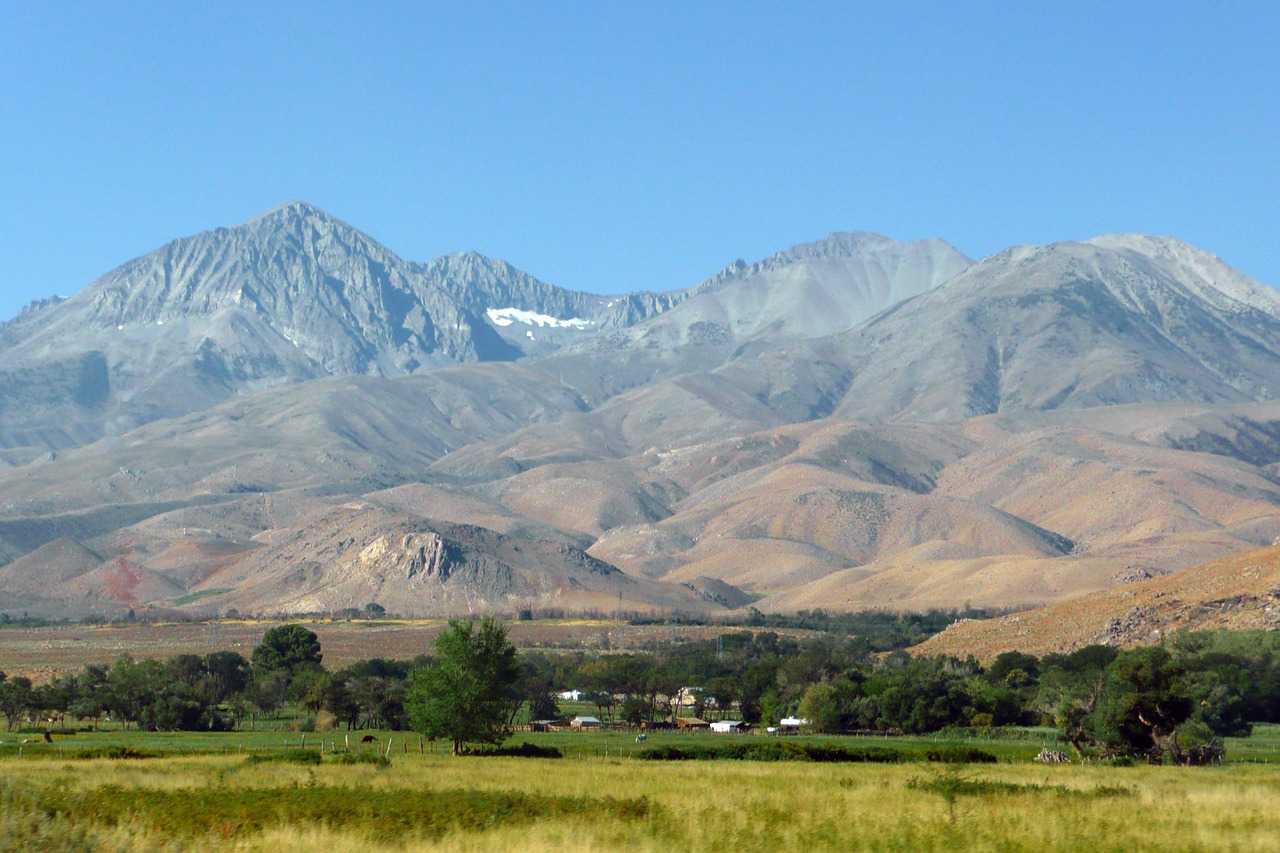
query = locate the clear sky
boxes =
[1,2,1277,320]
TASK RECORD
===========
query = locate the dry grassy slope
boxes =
[913,544,1280,660]
[0,363,586,537]
[474,462,680,538]
[405,401,1280,613]
[933,426,1280,549]
[7,373,1280,620]
[190,504,720,618]
[362,483,581,545]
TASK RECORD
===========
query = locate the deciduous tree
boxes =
[405,618,520,754]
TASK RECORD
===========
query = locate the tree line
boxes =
[3,622,1278,763]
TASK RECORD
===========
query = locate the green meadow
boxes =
[3,727,1280,852]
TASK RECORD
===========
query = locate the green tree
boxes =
[251,624,322,677]
[0,675,33,731]
[104,655,161,730]
[405,618,520,754]
[70,664,110,730]
[619,694,649,726]
[203,651,251,704]
[1085,646,1192,759]
[797,682,841,733]
[251,670,290,719]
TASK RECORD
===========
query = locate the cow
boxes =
[635,733,647,743]
[360,734,378,743]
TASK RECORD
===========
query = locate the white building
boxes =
[710,720,747,733]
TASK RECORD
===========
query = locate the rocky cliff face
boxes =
[189,506,717,618]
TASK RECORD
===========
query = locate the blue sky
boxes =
[1,2,1277,320]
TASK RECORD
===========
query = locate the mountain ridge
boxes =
[4,208,1280,622]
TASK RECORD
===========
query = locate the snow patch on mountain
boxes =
[486,307,592,329]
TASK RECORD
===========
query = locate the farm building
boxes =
[558,690,586,702]
[674,717,710,730]
[780,717,808,729]
[570,716,602,729]
[710,720,748,733]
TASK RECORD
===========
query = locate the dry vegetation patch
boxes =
[917,545,1280,660]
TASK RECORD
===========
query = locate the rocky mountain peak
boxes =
[1084,233,1280,317]
[776,231,898,262]
[242,199,332,223]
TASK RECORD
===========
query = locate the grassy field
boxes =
[0,619,823,682]
[3,723,1277,765]
[2,728,1279,851]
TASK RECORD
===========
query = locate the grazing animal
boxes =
[360,734,378,743]
[635,734,647,742]
[43,731,53,743]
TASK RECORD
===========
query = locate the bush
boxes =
[925,746,998,764]
[71,745,157,760]
[463,742,562,758]
[245,749,322,765]
[637,742,904,763]
[329,751,390,768]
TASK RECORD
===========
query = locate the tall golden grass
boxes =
[3,752,1280,851]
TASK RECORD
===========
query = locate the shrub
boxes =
[71,745,157,760]
[329,751,390,768]
[462,742,562,758]
[245,749,322,765]
[925,746,998,764]
[636,742,904,763]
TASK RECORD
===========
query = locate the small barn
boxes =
[674,717,710,730]
[570,716,602,729]
[710,720,748,734]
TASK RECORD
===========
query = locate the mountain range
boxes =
[3,202,1280,621]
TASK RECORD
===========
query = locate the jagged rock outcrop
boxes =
[179,506,723,618]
